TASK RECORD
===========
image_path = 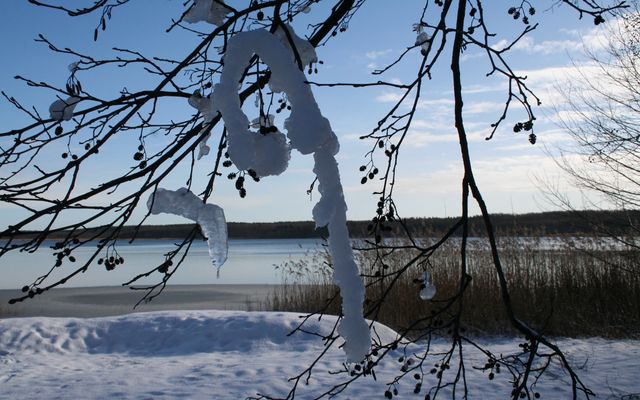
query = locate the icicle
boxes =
[147,187,228,268]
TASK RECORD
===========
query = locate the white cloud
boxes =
[375,91,403,103]
[402,125,490,148]
[342,132,364,141]
[461,51,485,62]
[460,83,506,95]
[365,49,392,60]
[419,98,455,107]
[392,153,569,196]
[510,36,581,55]
[492,21,609,56]
[515,63,600,94]
[580,18,622,52]
[491,39,509,51]
[404,131,458,147]
[463,101,504,115]
[511,13,634,58]
[494,128,572,152]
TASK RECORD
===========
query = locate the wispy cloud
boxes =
[461,51,486,62]
[515,62,604,104]
[418,97,504,115]
[463,101,504,115]
[391,153,569,195]
[491,39,509,51]
[497,16,618,57]
[508,36,580,55]
[375,91,403,103]
[461,83,506,95]
[404,131,458,147]
[403,125,489,148]
[365,49,392,60]
[419,98,455,107]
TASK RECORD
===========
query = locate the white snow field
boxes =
[1,310,639,399]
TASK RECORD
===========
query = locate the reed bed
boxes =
[263,234,640,337]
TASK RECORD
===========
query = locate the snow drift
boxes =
[1,311,638,399]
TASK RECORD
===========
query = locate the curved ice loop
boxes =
[212,27,370,362]
[147,188,228,269]
[211,26,337,177]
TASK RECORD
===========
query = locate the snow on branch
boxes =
[210,26,370,362]
[147,187,228,269]
[49,96,80,121]
[184,0,230,26]
[273,24,318,67]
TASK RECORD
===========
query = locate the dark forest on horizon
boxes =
[5,209,639,240]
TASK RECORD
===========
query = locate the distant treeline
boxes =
[6,209,639,240]
[403,209,640,237]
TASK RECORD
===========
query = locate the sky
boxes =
[0,1,622,227]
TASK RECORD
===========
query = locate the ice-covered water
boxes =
[0,238,321,290]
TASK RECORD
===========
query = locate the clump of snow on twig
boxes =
[184,0,229,26]
[413,23,431,54]
[188,90,216,123]
[188,90,217,159]
[147,187,227,268]
[68,62,80,73]
[49,96,80,121]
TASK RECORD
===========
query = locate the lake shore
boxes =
[0,284,278,318]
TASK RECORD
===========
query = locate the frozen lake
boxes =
[2,235,633,291]
[0,238,322,290]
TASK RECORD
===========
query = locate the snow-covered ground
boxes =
[1,310,639,399]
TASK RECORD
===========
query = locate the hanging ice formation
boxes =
[205,26,371,362]
[414,24,431,55]
[419,271,436,300]
[147,188,228,269]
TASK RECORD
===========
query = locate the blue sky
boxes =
[0,1,616,227]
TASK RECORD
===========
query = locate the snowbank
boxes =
[1,311,639,399]
[1,310,397,356]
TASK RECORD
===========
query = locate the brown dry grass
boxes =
[263,234,640,338]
